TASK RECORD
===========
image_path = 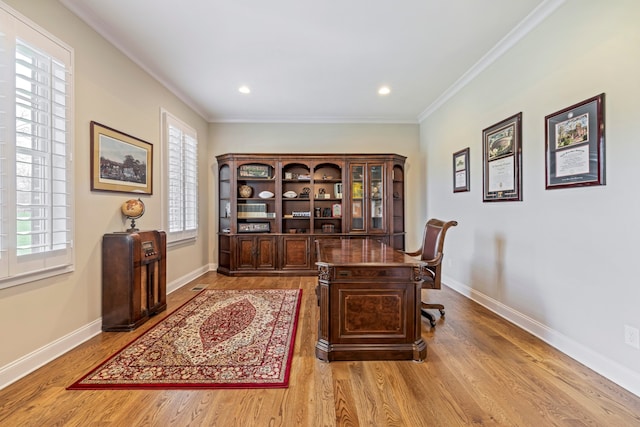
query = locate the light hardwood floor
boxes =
[1,272,640,426]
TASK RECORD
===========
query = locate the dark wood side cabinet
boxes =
[101,230,167,331]
[216,153,406,276]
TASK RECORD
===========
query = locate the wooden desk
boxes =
[315,239,428,362]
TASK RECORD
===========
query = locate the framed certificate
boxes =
[453,147,470,193]
[482,113,522,202]
[545,93,605,189]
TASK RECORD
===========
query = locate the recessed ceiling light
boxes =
[238,85,251,94]
[378,86,391,95]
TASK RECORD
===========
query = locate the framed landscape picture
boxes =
[90,121,153,194]
[545,93,605,189]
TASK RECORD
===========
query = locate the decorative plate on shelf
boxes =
[283,191,297,198]
[258,190,274,199]
[239,185,253,198]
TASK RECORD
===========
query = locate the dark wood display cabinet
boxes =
[216,153,406,276]
[101,230,167,331]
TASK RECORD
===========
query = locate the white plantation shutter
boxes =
[163,111,198,243]
[0,4,74,288]
[167,124,183,232]
[0,8,10,278]
[183,132,198,231]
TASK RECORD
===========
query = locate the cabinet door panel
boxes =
[368,164,386,233]
[237,237,256,269]
[350,164,365,231]
[256,236,276,269]
[282,236,310,270]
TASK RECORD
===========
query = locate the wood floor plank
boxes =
[1,272,640,426]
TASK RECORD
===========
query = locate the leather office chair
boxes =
[404,218,458,327]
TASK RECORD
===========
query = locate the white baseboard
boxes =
[443,275,640,398]
[166,264,212,294]
[0,318,102,390]
[0,264,213,390]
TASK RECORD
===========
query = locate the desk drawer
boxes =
[334,266,411,280]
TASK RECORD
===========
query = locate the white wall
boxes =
[0,0,210,387]
[420,0,640,395]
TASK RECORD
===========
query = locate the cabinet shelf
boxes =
[314,179,342,183]
[237,217,276,221]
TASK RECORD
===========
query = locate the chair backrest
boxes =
[420,218,458,288]
[420,219,458,261]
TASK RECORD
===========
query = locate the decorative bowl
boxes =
[238,185,253,198]
[258,190,274,199]
[283,190,297,198]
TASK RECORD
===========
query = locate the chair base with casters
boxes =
[404,218,457,328]
[421,304,445,327]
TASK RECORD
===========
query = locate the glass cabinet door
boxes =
[350,164,364,231]
[369,164,384,231]
[219,164,231,233]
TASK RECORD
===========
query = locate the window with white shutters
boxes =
[162,110,198,243]
[0,3,74,289]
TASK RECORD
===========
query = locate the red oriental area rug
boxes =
[68,289,302,390]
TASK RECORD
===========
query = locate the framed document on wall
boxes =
[482,113,522,202]
[453,147,470,193]
[545,93,605,189]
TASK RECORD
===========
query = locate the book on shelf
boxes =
[237,212,275,219]
[352,182,363,198]
[237,203,267,213]
[291,211,311,218]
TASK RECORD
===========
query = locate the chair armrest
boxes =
[402,249,443,267]
[422,252,443,267]
[402,248,422,257]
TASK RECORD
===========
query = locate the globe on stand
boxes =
[121,198,145,232]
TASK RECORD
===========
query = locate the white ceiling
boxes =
[60,0,561,123]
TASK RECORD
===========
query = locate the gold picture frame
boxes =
[90,121,153,194]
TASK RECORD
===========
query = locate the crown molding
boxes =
[417,0,566,123]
